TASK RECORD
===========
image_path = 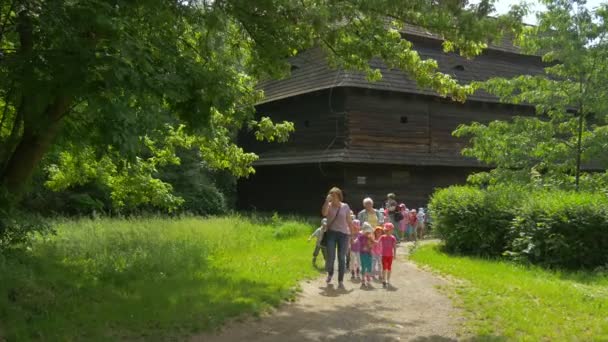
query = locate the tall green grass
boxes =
[410,243,608,341]
[0,216,318,341]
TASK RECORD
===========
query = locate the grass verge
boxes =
[0,216,319,341]
[410,243,608,341]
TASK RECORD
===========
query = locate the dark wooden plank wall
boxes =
[429,100,518,154]
[241,88,347,154]
[237,163,484,215]
[344,88,526,157]
[237,164,345,215]
[343,164,485,213]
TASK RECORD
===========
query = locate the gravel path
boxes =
[194,242,460,342]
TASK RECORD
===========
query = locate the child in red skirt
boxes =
[379,222,397,288]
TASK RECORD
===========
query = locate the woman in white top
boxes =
[321,187,353,289]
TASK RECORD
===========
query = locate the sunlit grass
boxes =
[0,216,318,341]
[410,243,608,341]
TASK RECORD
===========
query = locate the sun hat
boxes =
[321,218,328,225]
[383,222,394,231]
[362,222,373,233]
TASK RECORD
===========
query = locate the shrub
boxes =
[430,185,524,256]
[509,191,608,269]
[0,189,53,250]
[178,184,227,216]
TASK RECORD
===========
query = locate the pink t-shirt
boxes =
[409,213,418,226]
[351,232,362,252]
[372,239,382,256]
[399,209,409,231]
[379,234,397,257]
[326,203,351,235]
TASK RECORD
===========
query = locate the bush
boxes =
[431,185,608,269]
[0,189,53,250]
[430,186,524,256]
[509,191,608,269]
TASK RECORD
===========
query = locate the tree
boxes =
[0,0,522,200]
[455,0,608,191]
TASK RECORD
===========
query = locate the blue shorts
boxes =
[407,225,415,234]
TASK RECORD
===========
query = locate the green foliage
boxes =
[45,146,184,212]
[0,0,524,247]
[431,185,608,269]
[509,191,608,269]
[0,189,53,249]
[457,1,608,190]
[430,185,524,256]
[0,216,318,341]
[0,0,522,192]
[411,243,608,341]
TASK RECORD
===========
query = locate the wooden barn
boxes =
[238,26,543,215]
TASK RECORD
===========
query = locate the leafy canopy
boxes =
[455,0,608,191]
[0,0,522,212]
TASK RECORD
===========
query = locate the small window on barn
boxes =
[290,64,300,72]
[357,176,367,185]
[453,64,465,71]
[400,116,408,124]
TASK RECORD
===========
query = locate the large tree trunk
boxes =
[1,96,71,195]
[1,8,72,196]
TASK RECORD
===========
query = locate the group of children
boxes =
[394,205,427,243]
[309,214,397,288]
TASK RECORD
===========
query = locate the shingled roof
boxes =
[401,23,522,54]
[257,32,544,105]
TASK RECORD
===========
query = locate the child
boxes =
[379,222,397,288]
[357,223,375,287]
[397,203,409,242]
[371,226,384,279]
[407,209,418,242]
[308,218,327,266]
[417,208,426,240]
[350,219,362,280]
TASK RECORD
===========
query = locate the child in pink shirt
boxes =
[379,222,397,288]
[371,226,384,279]
[407,209,418,242]
[350,219,362,279]
[357,223,375,287]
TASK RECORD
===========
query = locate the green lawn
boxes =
[410,243,608,341]
[0,216,319,341]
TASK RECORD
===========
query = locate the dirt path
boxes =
[194,242,460,342]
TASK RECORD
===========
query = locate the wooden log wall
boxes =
[342,164,485,213]
[241,88,348,154]
[237,164,345,215]
[344,88,529,157]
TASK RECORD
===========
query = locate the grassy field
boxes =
[0,216,319,341]
[410,243,608,341]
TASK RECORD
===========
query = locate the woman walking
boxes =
[321,187,353,289]
[357,197,384,227]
